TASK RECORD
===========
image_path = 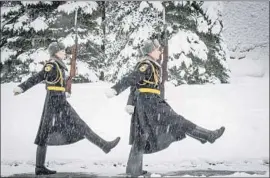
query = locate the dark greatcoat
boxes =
[112,56,192,154]
[18,57,87,146]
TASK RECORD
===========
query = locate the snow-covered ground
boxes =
[1,75,269,176]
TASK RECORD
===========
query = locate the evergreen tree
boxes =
[1,1,230,85]
[104,1,230,85]
[1,1,104,83]
[104,1,164,81]
[166,1,230,85]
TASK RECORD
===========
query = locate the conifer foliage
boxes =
[1,1,230,85]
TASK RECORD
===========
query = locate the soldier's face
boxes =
[149,47,162,60]
[55,50,66,60]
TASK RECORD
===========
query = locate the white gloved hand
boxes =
[13,86,23,96]
[125,105,135,115]
[65,92,71,98]
[105,88,117,98]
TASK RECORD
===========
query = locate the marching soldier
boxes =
[105,39,225,177]
[13,42,120,175]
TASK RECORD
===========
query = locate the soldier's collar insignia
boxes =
[50,57,68,71]
[147,58,161,68]
[140,56,161,68]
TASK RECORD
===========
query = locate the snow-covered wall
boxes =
[221,1,269,78]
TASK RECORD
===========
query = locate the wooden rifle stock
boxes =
[66,45,77,94]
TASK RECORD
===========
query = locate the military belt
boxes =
[138,88,160,95]
[47,86,66,92]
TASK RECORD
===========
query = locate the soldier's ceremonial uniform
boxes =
[19,56,87,146]
[108,39,225,176]
[113,55,188,153]
[14,42,120,175]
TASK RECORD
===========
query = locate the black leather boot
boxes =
[208,126,225,143]
[35,165,57,175]
[84,127,120,153]
[142,170,148,175]
[101,137,121,153]
[35,146,57,175]
[186,132,207,144]
[187,126,225,144]
[126,141,145,177]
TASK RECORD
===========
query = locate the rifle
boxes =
[66,9,78,94]
[161,5,168,99]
